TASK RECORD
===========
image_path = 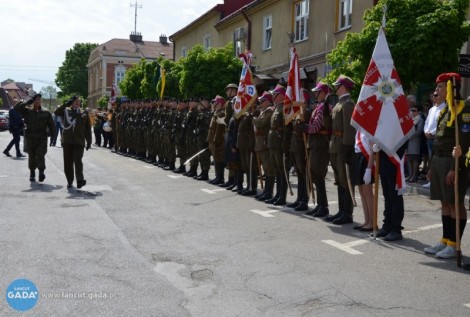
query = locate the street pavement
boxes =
[0,131,469,317]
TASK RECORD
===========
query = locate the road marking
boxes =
[464,303,470,308]
[201,188,226,194]
[167,175,184,179]
[322,222,461,255]
[322,240,364,255]
[250,209,279,218]
[0,175,7,178]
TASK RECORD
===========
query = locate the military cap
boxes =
[436,72,461,84]
[32,93,42,101]
[188,97,199,102]
[212,95,226,105]
[312,81,332,94]
[225,83,238,90]
[270,84,286,97]
[333,75,355,89]
[258,91,273,103]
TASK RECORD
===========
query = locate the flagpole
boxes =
[373,149,380,239]
[452,76,462,267]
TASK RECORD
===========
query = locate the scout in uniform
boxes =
[325,75,356,225]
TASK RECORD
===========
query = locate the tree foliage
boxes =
[119,42,242,100]
[325,0,470,97]
[39,85,58,110]
[97,95,109,110]
[56,43,98,97]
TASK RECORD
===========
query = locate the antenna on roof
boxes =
[130,0,142,37]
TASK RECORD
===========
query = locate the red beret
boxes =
[258,91,273,103]
[270,84,286,97]
[436,72,461,83]
[311,81,332,94]
[333,75,355,89]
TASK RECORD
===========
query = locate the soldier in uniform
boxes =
[253,92,275,201]
[424,73,469,258]
[237,100,257,195]
[287,88,312,212]
[173,99,189,173]
[305,82,334,217]
[195,97,212,180]
[183,98,199,177]
[207,95,226,184]
[54,95,92,188]
[266,84,291,206]
[15,94,55,182]
[220,84,238,189]
[325,75,356,225]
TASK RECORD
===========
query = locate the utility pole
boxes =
[130,0,142,36]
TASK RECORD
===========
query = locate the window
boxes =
[115,65,126,86]
[263,15,272,50]
[203,33,211,51]
[338,0,353,30]
[181,46,187,58]
[234,40,243,58]
[294,0,309,42]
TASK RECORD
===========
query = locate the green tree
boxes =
[56,43,98,97]
[119,59,145,100]
[39,85,58,111]
[325,0,470,97]
[179,43,242,98]
[97,95,109,110]
[158,59,183,99]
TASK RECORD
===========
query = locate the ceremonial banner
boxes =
[109,83,117,109]
[351,27,414,191]
[284,46,303,125]
[234,52,258,119]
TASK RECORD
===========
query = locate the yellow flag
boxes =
[446,79,464,127]
[160,67,166,100]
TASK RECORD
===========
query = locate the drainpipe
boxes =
[241,8,251,50]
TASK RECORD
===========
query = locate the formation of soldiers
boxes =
[110,78,358,225]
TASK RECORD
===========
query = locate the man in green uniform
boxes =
[55,96,92,188]
[253,92,275,201]
[237,101,257,195]
[15,94,55,182]
[174,99,189,173]
[183,98,199,177]
[195,97,212,180]
[207,96,226,184]
[220,84,238,189]
[424,73,469,258]
[325,75,356,225]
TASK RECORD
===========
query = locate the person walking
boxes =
[54,95,92,189]
[3,101,25,158]
[15,94,55,182]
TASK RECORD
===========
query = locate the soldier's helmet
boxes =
[225,83,238,90]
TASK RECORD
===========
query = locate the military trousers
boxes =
[257,149,274,177]
[309,148,330,207]
[62,143,85,185]
[27,136,48,171]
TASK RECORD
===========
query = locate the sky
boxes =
[0,0,222,93]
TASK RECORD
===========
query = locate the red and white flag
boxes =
[284,46,303,125]
[233,52,258,119]
[110,84,117,104]
[351,27,414,191]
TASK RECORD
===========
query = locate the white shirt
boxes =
[423,102,446,135]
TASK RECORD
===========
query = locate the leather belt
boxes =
[315,130,330,135]
[332,130,343,136]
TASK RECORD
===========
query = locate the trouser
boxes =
[63,143,85,185]
[309,148,329,206]
[94,130,102,146]
[292,150,308,203]
[5,128,21,155]
[27,137,47,171]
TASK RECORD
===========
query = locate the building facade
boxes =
[86,33,173,108]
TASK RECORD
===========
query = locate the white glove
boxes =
[372,144,380,153]
[216,117,226,125]
[363,168,372,184]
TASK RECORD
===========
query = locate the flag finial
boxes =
[382,5,388,28]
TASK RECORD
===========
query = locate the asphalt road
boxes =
[0,131,469,317]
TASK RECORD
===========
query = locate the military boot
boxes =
[38,169,46,183]
[173,164,186,174]
[273,175,287,206]
[220,174,234,188]
[265,174,281,204]
[29,170,36,182]
[197,170,209,181]
[215,162,225,185]
[325,186,345,222]
[259,176,274,201]
[233,170,244,193]
[242,170,258,196]
[186,166,197,177]
[209,163,221,184]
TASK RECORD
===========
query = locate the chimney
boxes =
[159,34,168,45]
[130,31,143,43]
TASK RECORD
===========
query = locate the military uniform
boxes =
[15,96,55,182]
[207,97,226,184]
[327,76,356,224]
[173,101,188,173]
[253,92,275,201]
[237,109,257,195]
[195,101,212,180]
[54,97,91,188]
